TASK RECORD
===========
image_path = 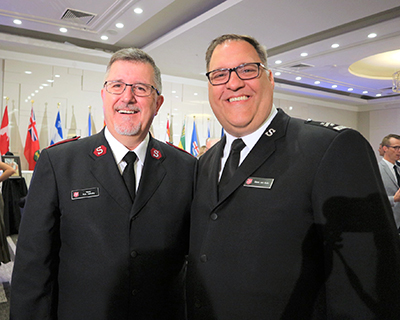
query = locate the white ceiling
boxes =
[1,0,400,106]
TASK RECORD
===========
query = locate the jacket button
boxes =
[132,289,138,296]
[210,213,218,220]
[130,251,138,258]
[200,254,207,262]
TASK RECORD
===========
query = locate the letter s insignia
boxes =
[265,128,276,137]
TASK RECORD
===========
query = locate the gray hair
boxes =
[205,34,268,71]
[105,48,162,94]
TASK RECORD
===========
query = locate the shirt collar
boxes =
[104,127,149,166]
[224,104,278,150]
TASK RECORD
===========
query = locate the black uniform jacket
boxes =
[10,129,196,320]
[187,109,400,320]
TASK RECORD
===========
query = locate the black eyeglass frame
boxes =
[386,145,400,151]
[206,62,267,86]
[104,81,160,96]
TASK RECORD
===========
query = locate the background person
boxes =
[10,48,196,320]
[186,34,400,319]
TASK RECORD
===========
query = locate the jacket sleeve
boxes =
[311,129,400,319]
[10,149,60,320]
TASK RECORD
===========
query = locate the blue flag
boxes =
[191,120,200,157]
[88,110,92,136]
[50,110,63,145]
[207,119,211,139]
[221,127,225,138]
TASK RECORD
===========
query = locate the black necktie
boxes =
[219,138,246,191]
[123,152,137,202]
[394,165,400,187]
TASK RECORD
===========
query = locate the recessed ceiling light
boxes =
[55,74,60,78]
[347,88,353,91]
[331,43,339,49]
[42,84,49,86]
[363,90,368,94]
[368,33,377,39]
[275,60,282,64]
[300,52,308,57]
[134,8,143,14]
[39,86,43,89]
[376,93,382,97]
[194,93,198,96]
[332,85,338,88]
[314,81,320,85]
[101,35,109,41]
[47,79,54,83]
[59,27,68,33]
[35,90,39,93]
[172,90,176,93]
[31,93,35,96]
[274,72,281,76]
[13,19,22,25]
[116,23,124,28]
[295,76,302,81]
[289,106,293,111]
[25,71,32,74]
[28,96,31,99]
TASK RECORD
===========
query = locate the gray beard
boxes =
[115,122,141,136]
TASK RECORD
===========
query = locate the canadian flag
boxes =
[0,106,10,155]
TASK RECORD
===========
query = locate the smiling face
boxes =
[101,60,163,149]
[207,40,274,137]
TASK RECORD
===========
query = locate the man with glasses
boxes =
[186,34,400,319]
[11,48,196,320]
[378,133,400,230]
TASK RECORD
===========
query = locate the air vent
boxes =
[289,63,314,69]
[61,8,96,25]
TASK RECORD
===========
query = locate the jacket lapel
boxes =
[88,130,133,213]
[217,109,290,203]
[130,136,166,219]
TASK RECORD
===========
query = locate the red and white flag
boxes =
[0,105,9,155]
[24,107,41,170]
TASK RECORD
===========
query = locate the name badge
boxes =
[243,177,274,189]
[71,187,100,200]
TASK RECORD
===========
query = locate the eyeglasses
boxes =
[386,145,400,151]
[206,62,267,86]
[104,81,160,96]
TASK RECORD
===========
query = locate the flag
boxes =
[165,117,171,143]
[207,118,211,139]
[221,127,225,138]
[50,110,63,145]
[88,109,92,136]
[24,107,41,170]
[0,106,10,155]
[191,119,199,157]
[178,119,186,150]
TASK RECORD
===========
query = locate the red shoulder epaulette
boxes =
[46,136,80,149]
[166,142,195,157]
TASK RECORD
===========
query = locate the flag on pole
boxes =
[207,118,211,139]
[191,118,200,157]
[88,107,92,136]
[165,116,171,143]
[24,107,41,170]
[221,127,225,138]
[50,110,63,145]
[0,105,10,155]
[178,119,186,150]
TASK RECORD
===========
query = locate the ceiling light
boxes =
[194,93,198,96]
[47,79,54,83]
[314,81,320,85]
[101,35,109,41]
[275,60,282,64]
[295,76,302,81]
[300,53,308,57]
[274,72,281,76]
[35,90,39,93]
[332,85,338,88]
[347,88,353,91]
[363,91,368,94]
[331,43,339,49]
[376,93,382,97]
[59,28,68,33]
[31,93,35,97]
[134,8,143,14]
[25,71,32,74]
[368,33,377,39]
[13,19,22,25]
[42,84,49,86]
[172,90,176,93]
[39,86,43,89]
[116,23,124,28]
[55,74,60,78]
